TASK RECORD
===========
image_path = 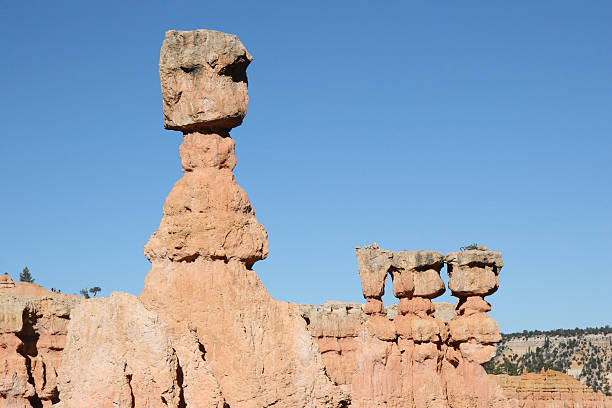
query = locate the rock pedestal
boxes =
[446,248,503,364]
[443,248,508,408]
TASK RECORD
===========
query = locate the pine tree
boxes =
[89,286,101,297]
[19,267,34,283]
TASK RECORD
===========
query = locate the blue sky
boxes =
[1,1,610,333]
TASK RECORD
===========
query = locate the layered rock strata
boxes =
[493,370,612,408]
[139,29,345,408]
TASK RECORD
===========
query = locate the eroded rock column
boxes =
[443,248,509,408]
[139,29,346,408]
[393,251,448,408]
[446,248,503,364]
[354,246,450,408]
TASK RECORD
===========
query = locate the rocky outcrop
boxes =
[56,292,224,408]
[0,274,14,289]
[0,274,59,297]
[443,248,508,408]
[0,292,80,407]
[493,370,612,408]
[139,29,346,408]
[299,245,510,408]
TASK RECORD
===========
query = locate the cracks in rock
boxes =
[197,341,207,362]
[176,253,200,263]
[16,308,44,408]
[337,399,351,408]
[126,373,135,408]
[218,56,250,84]
[180,64,201,75]
[175,360,187,408]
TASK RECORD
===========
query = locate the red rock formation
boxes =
[139,29,345,408]
[57,293,225,408]
[493,370,612,408]
[442,248,509,408]
[300,245,510,408]
[2,28,605,408]
[0,292,79,407]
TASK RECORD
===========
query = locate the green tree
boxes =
[79,288,90,299]
[502,358,521,376]
[89,286,101,297]
[19,267,34,283]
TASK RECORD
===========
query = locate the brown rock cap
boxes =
[446,248,504,297]
[356,245,445,301]
[445,248,504,270]
[160,29,252,132]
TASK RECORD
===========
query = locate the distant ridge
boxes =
[487,326,611,395]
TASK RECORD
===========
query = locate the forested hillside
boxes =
[484,326,612,395]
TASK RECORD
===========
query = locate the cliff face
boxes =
[1,29,609,408]
[493,330,612,394]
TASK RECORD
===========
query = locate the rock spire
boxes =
[139,29,345,408]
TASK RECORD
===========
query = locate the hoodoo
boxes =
[1,29,611,408]
[138,29,345,408]
[301,245,510,408]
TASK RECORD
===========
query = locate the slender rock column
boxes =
[355,246,449,407]
[446,248,503,364]
[355,243,392,316]
[392,250,446,342]
[392,251,448,408]
[443,247,508,408]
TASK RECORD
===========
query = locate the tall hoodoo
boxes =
[145,30,268,267]
[445,248,503,365]
[139,29,345,408]
[442,248,508,408]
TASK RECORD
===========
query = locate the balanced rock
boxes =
[160,30,252,131]
[140,29,346,408]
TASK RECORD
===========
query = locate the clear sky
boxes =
[1,1,610,333]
